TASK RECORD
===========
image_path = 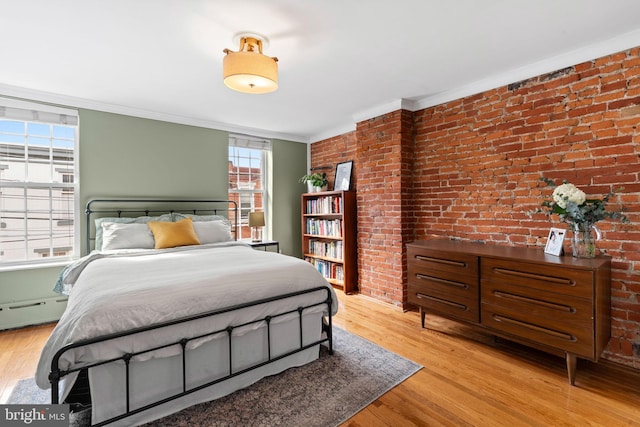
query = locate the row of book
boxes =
[305,257,344,282]
[305,218,342,237]
[308,239,343,260]
[305,196,343,214]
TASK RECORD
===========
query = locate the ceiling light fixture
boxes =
[223,34,278,94]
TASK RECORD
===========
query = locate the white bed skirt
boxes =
[88,311,325,426]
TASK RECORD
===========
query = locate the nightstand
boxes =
[246,240,280,252]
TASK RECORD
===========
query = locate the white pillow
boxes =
[101,222,155,251]
[173,213,231,225]
[94,214,172,250]
[193,221,232,244]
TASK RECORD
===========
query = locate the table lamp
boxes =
[249,211,265,242]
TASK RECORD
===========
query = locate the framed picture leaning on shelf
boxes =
[334,160,353,191]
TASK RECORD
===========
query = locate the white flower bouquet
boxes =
[535,177,628,257]
[538,178,628,227]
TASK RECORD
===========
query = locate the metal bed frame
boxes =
[48,199,334,426]
[84,198,241,251]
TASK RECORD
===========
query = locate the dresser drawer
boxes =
[481,280,593,331]
[481,303,594,359]
[407,246,479,322]
[407,246,478,285]
[409,283,479,323]
[481,258,594,299]
[408,270,478,303]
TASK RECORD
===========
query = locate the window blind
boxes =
[229,134,271,150]
[0,97,78,126]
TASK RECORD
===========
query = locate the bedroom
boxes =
[2,1,640,425]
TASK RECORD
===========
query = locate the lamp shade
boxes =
[249,211,265,227]
[223,36,278,94]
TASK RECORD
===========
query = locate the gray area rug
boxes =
[8,327,421,426]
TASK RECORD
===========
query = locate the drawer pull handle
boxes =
[492,314,577,342]
[415,255,466,268]
[493,291,576,313]
[416,274,468,289]
[492,268,575,286]
[416,293,468,310]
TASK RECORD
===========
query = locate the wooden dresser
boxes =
[407,239,611,385]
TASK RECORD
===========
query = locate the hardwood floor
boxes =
[1,292,639,426]
[0,323,55,404]
[334,294,640,427]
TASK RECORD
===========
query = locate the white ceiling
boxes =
[2,0,640,143]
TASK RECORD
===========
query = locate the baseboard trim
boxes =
[0,296,67,330]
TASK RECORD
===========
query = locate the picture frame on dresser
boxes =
[544,227,565,256]
[334,161,353,191]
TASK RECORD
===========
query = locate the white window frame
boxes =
[0,97,80,269]
[228,134,271,241]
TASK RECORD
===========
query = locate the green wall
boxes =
[0,108,308,315]
[80,110,230,202]
[272,138,308,257]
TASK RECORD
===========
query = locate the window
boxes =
[0,97,79,266]
[228,134,270,240]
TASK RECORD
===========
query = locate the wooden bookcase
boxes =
[301,190,357,293]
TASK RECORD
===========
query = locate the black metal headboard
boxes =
[85,199,239,254]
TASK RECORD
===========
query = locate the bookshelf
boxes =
[301,190,357,294]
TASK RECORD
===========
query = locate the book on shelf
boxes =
[308,239,343,260]
[305,218,342,237]
[304,257,344,282]
[305,195,343,215]
[301,190,356,293]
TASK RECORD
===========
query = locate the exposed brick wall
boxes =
[311,112,414,307]
[310,132,356,189]
[354,110,414,306]
[311,46,640,368]
[413,47,640,368]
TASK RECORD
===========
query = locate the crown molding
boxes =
[0,83,308,143]
[308,122,356,143]
[411,28,640,111]
[351,98,419,124]
[308,99,417,143]
[4,28,640,146]
[311,28,640,143]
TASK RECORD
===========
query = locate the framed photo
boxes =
[544,227,565,256]
[334,160,353,191]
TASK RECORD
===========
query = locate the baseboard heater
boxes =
[0,296,67,330]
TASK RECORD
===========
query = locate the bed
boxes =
[35,199,338,427]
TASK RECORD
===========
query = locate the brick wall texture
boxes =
[311,46,640,368]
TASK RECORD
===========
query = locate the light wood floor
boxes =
[1,292,640,426]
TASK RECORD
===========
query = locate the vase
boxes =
[307,182,328,193]
[571,223,601,258]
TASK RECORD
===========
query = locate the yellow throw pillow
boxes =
[148,217,201,249]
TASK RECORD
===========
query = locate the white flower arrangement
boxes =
[552,183,586,209]
[536,178,628,228]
